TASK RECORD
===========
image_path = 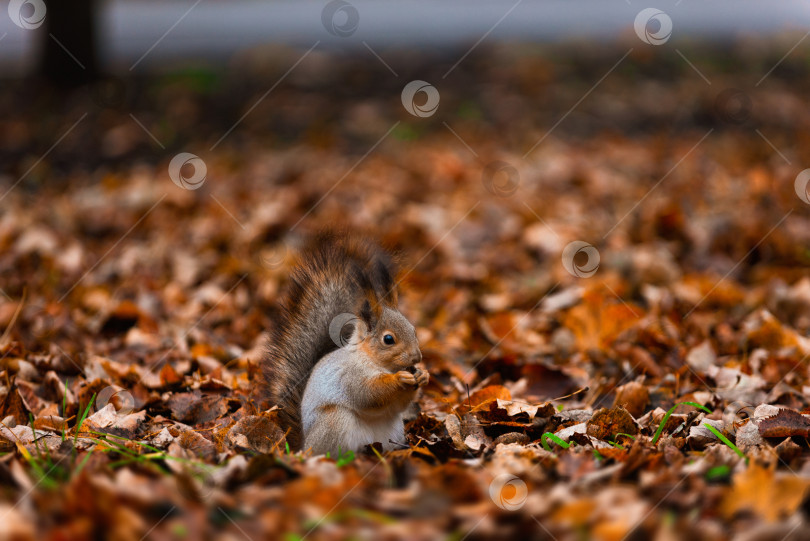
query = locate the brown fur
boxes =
[261,233,402,449]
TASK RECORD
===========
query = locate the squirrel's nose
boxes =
[409,350,422,366]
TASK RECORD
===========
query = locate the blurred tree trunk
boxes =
[40,0,99,87]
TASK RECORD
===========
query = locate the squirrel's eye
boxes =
[383,334,396,345]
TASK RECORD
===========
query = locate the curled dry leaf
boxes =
[612,381,649,418]
[758,408,810,438]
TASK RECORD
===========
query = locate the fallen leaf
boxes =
[167,391,229,424]
[227,413,286,454]
[467,385,511,409]
[721,463,810,521]
[586,407,639,441]
[612,381,649,418]
[758,408,810,438]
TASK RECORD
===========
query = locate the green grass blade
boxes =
[19,445,47,480]
[652,401,712,444]
[540,432,570,451]
[28,414,44,459]
[705,464,732,480]
[85,435,141,458]
[62,379,68,442]
[74,447,96,476]
[89,430,166,454]
[74,392,96,444]
[702,422,746,460]
[336,449,355,467]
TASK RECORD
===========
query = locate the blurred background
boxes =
[3,0,810,172]
[4,1,810,539]
[4,0,810,313]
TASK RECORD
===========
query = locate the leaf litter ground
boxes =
[2,41,810,540]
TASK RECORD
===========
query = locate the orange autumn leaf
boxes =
[562,290,643,351]
[466,385,511,410]
[160,363,183,386]
[721,463,810,522]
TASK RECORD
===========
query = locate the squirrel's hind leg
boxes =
[303,408,407,455]
[382,416,406,451]
[303,406,362,456]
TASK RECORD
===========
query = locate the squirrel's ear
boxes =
[350,262,381,331]
[375,259,398,306]
[359,299,378,332]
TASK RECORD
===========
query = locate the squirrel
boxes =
[262,233,428,455]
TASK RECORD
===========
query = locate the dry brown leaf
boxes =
[758,408,810,438]
[227,413,286,454]
[586,407,639,441]
[612,381,649,418]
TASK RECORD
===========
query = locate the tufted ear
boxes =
[349,262,381,333]
[359,299,378,333]
[374,259,398,306]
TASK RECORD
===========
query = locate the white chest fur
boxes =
[301,347,407,455]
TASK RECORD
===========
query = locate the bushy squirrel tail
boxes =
[262,232,399,449]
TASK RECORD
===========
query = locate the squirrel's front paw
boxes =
[395,371,418,388]
[413,367,429,387]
